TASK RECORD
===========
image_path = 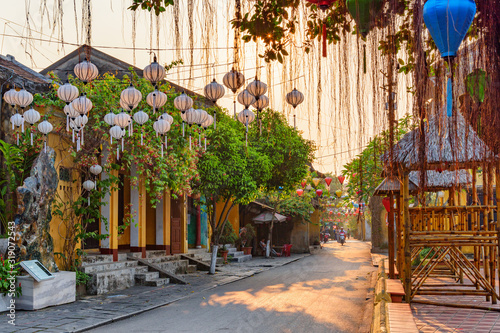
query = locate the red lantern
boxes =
[305,0,336,57]
[337,175,345,184]
[316,189,323,197]
[329,211,333,215]
[353,173,357,178]
[296,189,304,197]
[301,180,307,188]
[337,212,341,216]
[356,190,362,195]
[325,177,332,186]
[382,197,391,212]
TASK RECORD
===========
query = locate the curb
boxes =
[75,255,309,332]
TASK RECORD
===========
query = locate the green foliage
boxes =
[240,223,256,247]
[249,109,315,191]
[341,114,413,205]
[0,139,39,232]
[128,0,174,15]
[0,257,22,297]
[219,222,238,250]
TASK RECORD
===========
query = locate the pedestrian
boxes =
[347,229,351,239]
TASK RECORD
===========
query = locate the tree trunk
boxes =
[369,196,385,250]
[209,244,218,274]
[266,209,277,258]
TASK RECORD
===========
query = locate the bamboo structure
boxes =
[382,108,498,308]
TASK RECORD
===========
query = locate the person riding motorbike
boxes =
[339,227,346,246]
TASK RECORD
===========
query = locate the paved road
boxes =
[88,240,375,333]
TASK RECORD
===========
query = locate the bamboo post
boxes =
[484,164,491,302]
[488,164,496,304]
[388,193,395,279]
[402,171,412,303]
[396,193,402,274]
[496,162,500,302]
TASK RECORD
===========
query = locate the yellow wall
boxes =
[309,209,321,244]
[118,175,131,246]
[215,199,240,235]
[45,107,81,269]
[146,193,156,246]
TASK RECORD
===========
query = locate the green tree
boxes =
[196,111,272,273]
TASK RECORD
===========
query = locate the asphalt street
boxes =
[88,240,375,333]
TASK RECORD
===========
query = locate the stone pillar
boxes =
[130,165,146,258]
[100,152,118,261]
[163,190,171,254]
[196,204,201,249]
[181,194,188,253]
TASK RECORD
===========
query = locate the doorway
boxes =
[170,197,182,254]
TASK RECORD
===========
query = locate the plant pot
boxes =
[76,284,87,298]
[242,247,252,255]
[0,293,12,313]
[220,250,229,264]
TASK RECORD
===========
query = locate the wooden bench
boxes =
[384,259,399,278]
[386,279,405,303]
[386,303,419,333]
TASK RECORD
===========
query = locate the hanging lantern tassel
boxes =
[322,20,327,58]
[204,137,207,151]
[130,121,133,135]
[66,115,69,132]
[72,129,75,143]
[141,130,144,145]
[121,137,124,152]
[182,122,185,137]
[44,135,47,153]
[16,133,19,146]
[165,134,168,150]
[117,146,120,160]
[21,121,24,133]
[110,136,113,145]
[77,135,81,152]
[128,123,131,137]
[81,129,84,146]
[161,142,164,157]
[189,135,192,150]
[88,196,90,206]
[214,112,217,130]
[30,131,33,146]
[199,131,201,146]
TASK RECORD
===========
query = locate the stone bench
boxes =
[386,279,405,303]
[386,303,419,333]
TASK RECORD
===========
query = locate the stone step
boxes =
[128,250,169,259]
[81,254,114,265]
[80,260,138,274]
[155,260,189,274]
[228,254,252,263]
[229,251,245,258]
[186,265,197,274]
[87,268,135,295]
[226,247,238,253]
[142,278,170,287]
[133,265,149,274]
[135,271,160,282]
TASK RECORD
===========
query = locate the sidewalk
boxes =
[1,254,309,333]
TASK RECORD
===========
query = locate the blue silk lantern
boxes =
[423,0,476,117]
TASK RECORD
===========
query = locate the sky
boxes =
[0,0,412,174]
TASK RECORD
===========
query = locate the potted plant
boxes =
[0,256,22,312]
[240,223,256,255]
[219,222,238,264]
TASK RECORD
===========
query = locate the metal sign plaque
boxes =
[20,260,55,282]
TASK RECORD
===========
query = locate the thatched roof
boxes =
[374,177,418,196]
[384,110,493,171]
[409,170,472,191]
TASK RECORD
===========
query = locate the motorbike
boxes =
[322,232,330,243]
[339,234,345,246]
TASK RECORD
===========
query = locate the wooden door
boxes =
[171,218,182,254]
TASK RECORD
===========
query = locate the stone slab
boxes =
[16,271,76,310]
